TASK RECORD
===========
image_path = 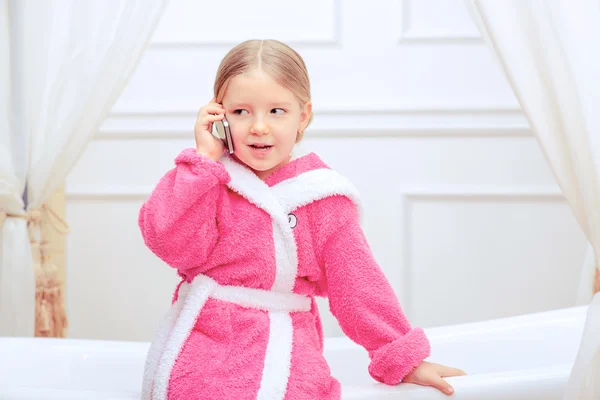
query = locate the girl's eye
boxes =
[233,109,248,115]
[271,108,285,115]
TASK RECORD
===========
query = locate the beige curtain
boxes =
[33,188,69,337]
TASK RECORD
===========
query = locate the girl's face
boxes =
[221,69,312,180]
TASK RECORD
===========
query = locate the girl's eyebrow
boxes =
[226,101,293,108]
[227,103,252,108]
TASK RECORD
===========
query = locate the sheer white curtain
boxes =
[0,0,32,336]
[465,1,600,398]
[0,0,168,336]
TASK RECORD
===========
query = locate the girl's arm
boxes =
[138,148,230,272]
[316,196,430,385]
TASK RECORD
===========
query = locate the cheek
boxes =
[274,132,298,150]
[272,123,297,138]
[276,119,301,136]
[230,123,247,141]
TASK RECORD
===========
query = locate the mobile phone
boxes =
[212,115,234,154]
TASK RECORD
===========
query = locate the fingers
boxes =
[439,366,467,377]
[429,375,454,396]
[203,114,225,123]
[432,364,465,395]
[404,362,464,396]
[200,104,226,117]
[199,97,225,117]
[196,103,225,133]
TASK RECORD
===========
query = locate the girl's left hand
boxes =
[403,361,466,396]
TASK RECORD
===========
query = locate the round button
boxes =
[288,213,298,228]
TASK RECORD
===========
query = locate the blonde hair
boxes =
[214,39,313,142]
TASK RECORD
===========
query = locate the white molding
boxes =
[97,108,530,140]
[64,184,565,209]
[398,35,482,45]
[402,186,565,199]
[398,0,482,44]
[149,0,342,48]
[398,186,565,318]
[66,185,153,200]
[148,40,343,49]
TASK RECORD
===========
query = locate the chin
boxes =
[236,155,272,171]
[249,161,277,172]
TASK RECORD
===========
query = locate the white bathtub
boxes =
[0,305,587,400]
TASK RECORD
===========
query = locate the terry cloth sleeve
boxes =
[138,148,230,272]
[316,196,431,385]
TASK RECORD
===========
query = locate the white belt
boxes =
[143,273,310,400]
[178,274,312,313]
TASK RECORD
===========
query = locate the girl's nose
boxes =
[250,118,269,135]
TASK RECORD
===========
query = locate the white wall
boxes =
[65,0,588,341]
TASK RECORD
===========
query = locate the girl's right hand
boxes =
[194,98,226,161]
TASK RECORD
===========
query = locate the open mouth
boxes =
[249,144,273,150]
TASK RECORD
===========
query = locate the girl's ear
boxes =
[299,101,312,131]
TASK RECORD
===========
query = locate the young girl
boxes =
[139,39,465,400]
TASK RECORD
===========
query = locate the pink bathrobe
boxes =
[138,148,430,400]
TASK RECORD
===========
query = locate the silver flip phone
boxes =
[212,116,234,154]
